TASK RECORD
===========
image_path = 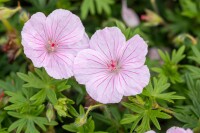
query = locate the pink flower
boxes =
[167,127,193,133]
[21,9,89,79]
[121,0,140,28]
[145,130,156,133]
[74,27,150,104]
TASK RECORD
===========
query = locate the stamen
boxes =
[107,60,119,72]
[47,41,57,52]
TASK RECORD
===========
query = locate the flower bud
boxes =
[54,98,69,117]
[141,9,164,26]
[75,115,87,127]
[173,33,197,45]
[19,10,29,24]
[121,0,140,28]
[46,103,55,122]
[0,2,21,20]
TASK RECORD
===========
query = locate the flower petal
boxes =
[74,49,123,103]
[166,127,193,133]
[122,0,140,27]
[90,27,126,60]
[45,53,74,79]
[21,12,48,49]
[74,49,109,84]
[145,130,156,133]
[22,39,50,67]
[46,9,84,45]
[86,74,123,104]
[57,33,89,56]
[119,34,148,68]
[120,65,150,96]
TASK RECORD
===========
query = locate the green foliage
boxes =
[174,74,200,131]
[91,106,123,132]
[4,88,57,133]
[121,97,171,133]
[115,20,145,40]
[0,72,23,92]
[26,0,57,14]
[188,46,200,64]
[0,128,8,133]
[186,65,200,79]
[0,0,9,6]
[143,77,184,103]
[17,69,70,105]
[63,105,107,133]
[81,0,114,19]
[7,112,57,133]
[187,46,200,79]
[179,0,199,18]
[67,78,86,105]
[152,46,186,83]
[54,97,75,117]
[120,77,184,132]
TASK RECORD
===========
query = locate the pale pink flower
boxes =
[21,9,89,79]
[74,27,150,104]
[167,127,193,133]
[121,0,140,28]
[145,130,156,133]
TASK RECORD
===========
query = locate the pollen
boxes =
[107,60,119,72]
[47,41,57,52]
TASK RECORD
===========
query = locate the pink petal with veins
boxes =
[74,27,150,104]
[21,9,89,79]
[167,127,193,133]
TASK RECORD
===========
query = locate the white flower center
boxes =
[107,60,120,73]
[47,41,57,52]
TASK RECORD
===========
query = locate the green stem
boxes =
[154,103,174,114]
[1,19,13,31]
[85,104,104,118]
[185,34,197,45]
[150,0,159,14]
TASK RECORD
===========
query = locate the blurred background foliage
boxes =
[0,0,200,133]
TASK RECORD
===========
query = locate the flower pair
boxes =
[21,9,150,104]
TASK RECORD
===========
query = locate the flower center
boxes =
[107,60,119,72]
[47,41,57,52]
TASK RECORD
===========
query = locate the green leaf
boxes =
[8,118,26,132]
[68,105,79,117]
[173,74,200,129]
[122,102,145,114]
[4,91,31,112]
[81,0,95,19]
[0,0,10,3]
[8,114,57,133]
[188,46,200,64]
[171,45,185,64]
[120,114,139,124]
[30,89,46,105]
[17,69,71,105]
[180,0,198,18]
[91,113,112,125]
[185,74,200,117]
[81,0,114,19]
[143,77,185,103]
[46,89,57,105]
[153,46,185,83]
[63,123,78,132]
[122,98,172,132]
[95,0,114,15]
[158,49,170,63]
[17,72,46,89]
[109,106,121,121]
